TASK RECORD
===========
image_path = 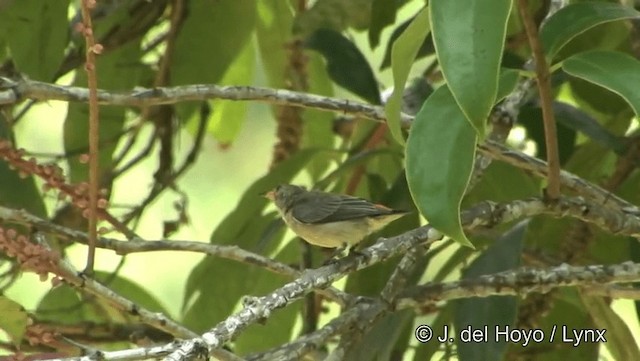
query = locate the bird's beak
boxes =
[263,190,276,201]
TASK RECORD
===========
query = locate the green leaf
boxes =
[369,0,408,49]
[171,0,256,118]
[380,17,434,70]
[568,75,632,116]
[36,285,88,324]
[430,0,511,135]
[94,272,169,315]
[464,162,540,207]
[305,29,381,104]
[563,50,640,118]
[580,295,640,361]
[540,2,640,61]
[1,0,68,81]
[496,69,520,100]
[406,84,476,248]
[385,6,431,145]
[0,296,28,346]
[301,57,336,181]
[552,102,622,154]
[256,0,294,89]
[172,0,255,86]
[454,221,526,361]
[293,0,373,36]
[207,42,254,145]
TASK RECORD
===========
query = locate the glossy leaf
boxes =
[380,17,434,70]
[305,29,381,104]
[464,162,540,207]
[385,6,431,144]
[0,296,28,345]
[541,2,640,61]
[430,0,511,134]
[1,0,68,81]
[569,75,632,116]
[563,50,640,118]
[454,221,526,360]
[496,69,520,100]
[406,84,476,248]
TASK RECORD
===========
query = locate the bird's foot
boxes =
[321,244,349,266]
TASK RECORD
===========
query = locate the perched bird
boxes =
[264,184,408,249]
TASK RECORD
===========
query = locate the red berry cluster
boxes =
[0,228,60,281]
[0,140,109,220]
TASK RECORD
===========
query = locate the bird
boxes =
[264,184,408,249]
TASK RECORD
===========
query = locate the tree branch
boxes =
[0,78,412,127]
[398,261,640,308]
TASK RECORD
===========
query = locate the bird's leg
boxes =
[321,243,349,266]
[347,243,365,257]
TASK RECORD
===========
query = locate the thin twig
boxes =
[79,0,100,274]
[121,107,208,224]
[517,0,561,200]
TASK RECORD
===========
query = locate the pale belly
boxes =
[282,211,403,248]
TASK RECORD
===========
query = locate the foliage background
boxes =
[1,0,640,360]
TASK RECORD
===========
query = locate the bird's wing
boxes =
[291,192,395,224]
